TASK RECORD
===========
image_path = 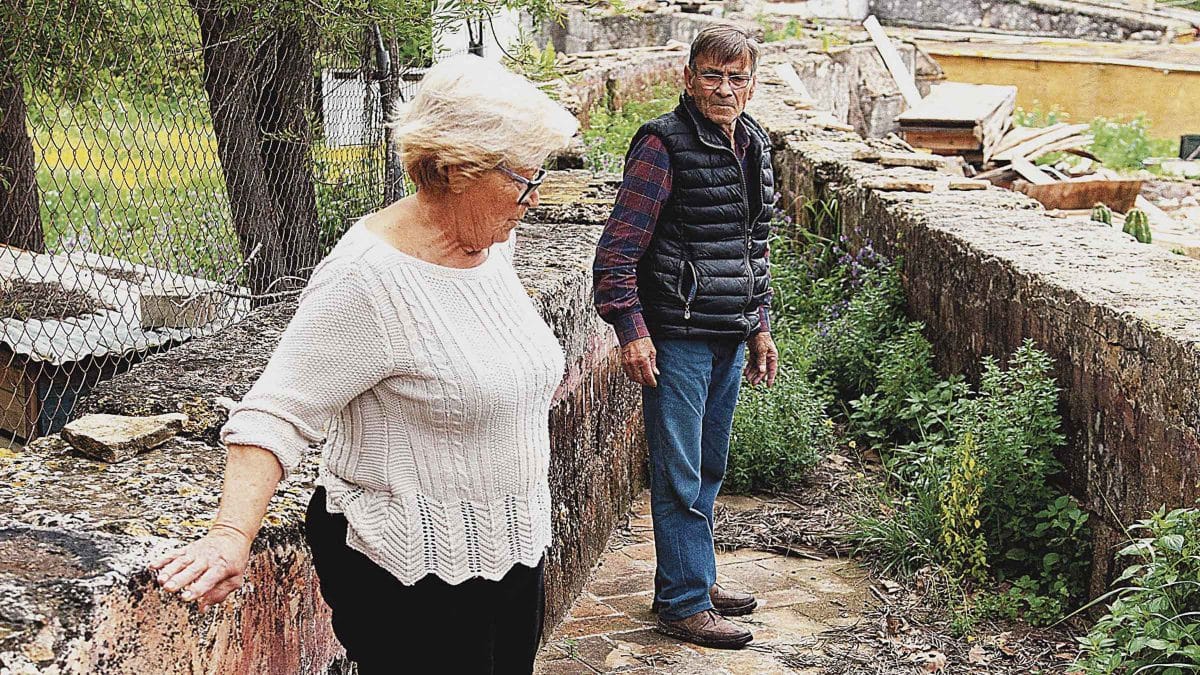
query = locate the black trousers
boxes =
[304,487,546,675]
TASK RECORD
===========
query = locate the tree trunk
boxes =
[191,0,320,299]
[0,59,43,252]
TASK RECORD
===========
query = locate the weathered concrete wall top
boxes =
[869,0,1195,42]
[0,210,645,673]
[745,48,1200,594]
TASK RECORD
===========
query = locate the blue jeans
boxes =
[643,337,746,622]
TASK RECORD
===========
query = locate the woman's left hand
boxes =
[150,526,252,611]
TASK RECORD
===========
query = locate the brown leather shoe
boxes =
[710,583,757,616]
[655,609,753,649]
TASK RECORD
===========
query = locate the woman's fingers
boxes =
[198,576,243,611]
[182,562,231,600]
[163,557,209,592]
[154,551,195,584]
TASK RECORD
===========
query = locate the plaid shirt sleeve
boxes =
[592,134,672,346]
[756,240,772,335]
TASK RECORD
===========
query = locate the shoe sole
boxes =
[714,599,757,617]
[652,600,758,617]
[654,621,753,650]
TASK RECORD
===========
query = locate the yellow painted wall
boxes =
[931,54,1200,141]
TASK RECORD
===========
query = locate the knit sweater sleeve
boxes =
[220,263,393,479]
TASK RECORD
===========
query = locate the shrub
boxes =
[581,84,678,173]
[848,321,939,444]
[809,261,906,402]
[1077,506,1200,673]
[726,330,835,494]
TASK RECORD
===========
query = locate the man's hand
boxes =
[150,525,252,611]
[745,332,778,387]
[621,337,659,387]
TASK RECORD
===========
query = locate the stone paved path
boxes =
[535,491,872,674]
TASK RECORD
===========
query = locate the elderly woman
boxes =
[151,55,578,674]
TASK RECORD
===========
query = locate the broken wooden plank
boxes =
[993,123,1089,162]
[993,124,1061,156]
[1134,195,1175,231]
[1010,158,1057,185]
[862,15,922,108]
[1014,178,1143,211]
[773,62,813,99]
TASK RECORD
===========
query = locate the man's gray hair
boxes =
[689,25,760,73]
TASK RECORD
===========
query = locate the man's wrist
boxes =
[615,311,650,346]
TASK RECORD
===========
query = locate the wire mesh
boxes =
[0,3,443,444]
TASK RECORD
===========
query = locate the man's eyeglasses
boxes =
[497,166,547,205]
[695,72,753,91]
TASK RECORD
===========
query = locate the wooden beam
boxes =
[1010,158,1056,185]
[862,15,922,108]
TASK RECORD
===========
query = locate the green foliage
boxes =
[808,263,906,402]
[1091,202,1113,226]
[312,143,383,255]
[581,84,678,173]
[1077,506,1200,674]
[1011,106,1174,172]
[1012,104,1071,129]
[727,333,835,494]
[758,16,804,43]
[847,322,939,445]
[1088,114,1176,172]
[939,433,989,581]
[1123,207,1153,244]
[502,36,564,96]
[849,339,1091,625]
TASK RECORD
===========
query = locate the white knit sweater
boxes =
[220,220,565,585]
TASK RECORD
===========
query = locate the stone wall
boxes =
[549,34,941,139]
[746,50,1200,595]
[0,212,644,673]
[870,0,1194,42]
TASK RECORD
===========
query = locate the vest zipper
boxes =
[732,148,755,320]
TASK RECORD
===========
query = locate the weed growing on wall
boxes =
[1076,506,1200,673]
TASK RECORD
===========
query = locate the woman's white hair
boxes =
[389,54,579,193]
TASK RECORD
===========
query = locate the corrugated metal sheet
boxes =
[0,247,250,366]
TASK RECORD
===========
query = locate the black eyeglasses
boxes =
[497,166,547,205]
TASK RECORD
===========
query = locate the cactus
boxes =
[1122,208,1152,244]
[1091,202,1112,226]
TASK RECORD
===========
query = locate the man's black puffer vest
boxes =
[632,96,774,341]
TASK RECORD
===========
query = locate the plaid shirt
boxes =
[593,131,772,346]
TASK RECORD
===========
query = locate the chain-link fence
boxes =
[0,2,459,444]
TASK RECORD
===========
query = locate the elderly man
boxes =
[593,24,779,649]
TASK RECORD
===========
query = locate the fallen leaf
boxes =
[968,644,989,665]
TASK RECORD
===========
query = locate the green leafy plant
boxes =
[1076,505,1200,673]
[758,16,804,43]
[727,350,835,493]
[580,84,678,173]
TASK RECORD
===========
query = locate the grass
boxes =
[28,91,383,281]
[30,91,240,279]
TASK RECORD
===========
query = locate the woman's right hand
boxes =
[150,525,252,611]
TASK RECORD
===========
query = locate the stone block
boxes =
[60,412,187,462]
